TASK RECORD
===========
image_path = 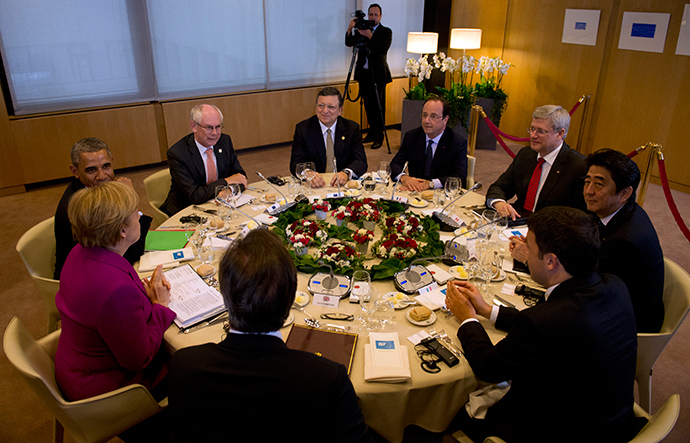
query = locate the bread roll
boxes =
[346,180,360,189]
[209,216,224,229]
[265,193,276,202]
[421,190,434,201]
[409,306,432,321]
[196,264,215,277]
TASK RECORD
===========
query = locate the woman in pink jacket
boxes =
[55,181,176,401]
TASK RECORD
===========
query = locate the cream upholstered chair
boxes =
[636,257,690,413]
[454,394,680,443]
[16,217,60,333]
[466,155,476,189]
[143,168,172,228]
[4,317,167,443]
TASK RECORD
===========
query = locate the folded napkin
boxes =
[364,344,411,382]
[465,381,511,419]
[202,236,233,250]
[138,247,195,272]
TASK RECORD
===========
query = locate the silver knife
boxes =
[193,205,218,215]
[493,294,517,309]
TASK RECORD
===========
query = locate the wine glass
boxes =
[433,188,446,208]
[198,219,216,264]
[373,289,395,328]
[227,183,242,222]
[215,185,231,225]
[444,177,461,211]
[352,270,372,323]
[183,222,199,259]
[377,162,391,187]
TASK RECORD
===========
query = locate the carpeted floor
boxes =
[1,129,688,442]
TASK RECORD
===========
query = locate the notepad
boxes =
[285,324,358,375]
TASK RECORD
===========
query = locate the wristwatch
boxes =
[428,180,434,189]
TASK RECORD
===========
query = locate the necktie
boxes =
[424,140,434,178]
[523,157,545,212]
[205,147,217,183]
[326,128,335,173]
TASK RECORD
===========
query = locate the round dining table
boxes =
[154,174,530,443]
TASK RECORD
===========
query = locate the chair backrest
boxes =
[4,317,166,443]
[467,155,476,189]
[630,394,680,443]
[658,258,690,335]
[16,218,61,333]
[143,169,172,227]
[16,217,57,281]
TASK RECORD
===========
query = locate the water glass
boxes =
[377,162,391,186]
[373,289,395,327]
[433,188,446,208]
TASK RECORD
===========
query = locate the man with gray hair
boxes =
[54,137,151,279]
[485,105,586,220]
[161,104,247,215]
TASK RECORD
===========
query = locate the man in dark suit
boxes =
[585,148,664,332]
[289,87,367,188]
[168,229,372,442]
[160,104,247,216]
[486,105,586,220]
[54,137,151,279]
[345,3,392,150]
[391,96,467,190]
[446,206,644,443]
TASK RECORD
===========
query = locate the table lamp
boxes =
[449,28,482,55]
[406,32,438,55]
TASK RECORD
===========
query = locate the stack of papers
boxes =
[364,332,411,383]
[164,264,226,329]
[138,247,195,272]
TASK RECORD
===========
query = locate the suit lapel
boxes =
[309,117,327,167]
[333,117,346,160]
[187,136,207,183]
[537,143,569,204]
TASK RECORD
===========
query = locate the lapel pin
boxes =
[218,149,223,153]
[341,136,345,140]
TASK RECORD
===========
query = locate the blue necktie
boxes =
[424,140,434,178]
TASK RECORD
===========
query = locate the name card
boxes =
[313,293,340,308]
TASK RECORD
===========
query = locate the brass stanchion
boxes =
[636,142,663,207]
[574,94,591,153]
[467,104,485,157]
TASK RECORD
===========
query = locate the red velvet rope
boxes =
[657,158,690,243]
[627,149,640,158]
[483,115,517,158]
[569,100,582,116]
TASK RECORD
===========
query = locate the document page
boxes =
[164,264,225,328]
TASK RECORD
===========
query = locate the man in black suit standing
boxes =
[446,206,644,443]
[584,148,664,332]
[289,87,367,188]
[160,104,247,215]
[168,229,373,442]
[345,3,392,150]
[486,105,586,220]
[390,96,467,191]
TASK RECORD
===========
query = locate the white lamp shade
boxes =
[407,32,439,54]
[450,28,482,50]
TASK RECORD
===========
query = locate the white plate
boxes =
[260,196,287,205]
[492,270,507,282]
[448,265,469,280]
[195,264,217,278]
[453,226,477,240]
[405,309,437,326]
[283,312,295,328]
[409,198,428,208]
[345,181,362,190]
[344,189,362,197]
[294,291,310,307]
[382,291,414,310]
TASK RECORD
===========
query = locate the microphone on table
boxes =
[256,171,297,215]
[432,182,482,231]
[394,253,449,294]
[307,259,352,299]
[389,161,407,201]
[333,157,343,198]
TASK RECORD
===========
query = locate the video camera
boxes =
[352,10,375,31]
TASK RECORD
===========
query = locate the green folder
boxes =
[144,230,192,251]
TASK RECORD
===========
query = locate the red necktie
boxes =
[523,158,545,212]
[205,148,217,183]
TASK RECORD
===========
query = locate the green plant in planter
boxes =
[473,56,513,126]
[434,53,476,131]
[403,55,434,100]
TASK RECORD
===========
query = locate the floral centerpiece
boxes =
[381,214,423,237]
[346,198,381,226]
[352,228,374,254]
[285,219,327,250]
[331,205,351,227]
[314,240,360,268]
[372,233,420,260]
[312,199,331,220]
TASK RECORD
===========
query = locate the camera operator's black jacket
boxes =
[345,24,392,87]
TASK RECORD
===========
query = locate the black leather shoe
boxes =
[371,141,383,150]
[362,135,376,143]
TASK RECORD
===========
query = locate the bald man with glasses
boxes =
[161,104,247,216]
[485,105,586,221]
